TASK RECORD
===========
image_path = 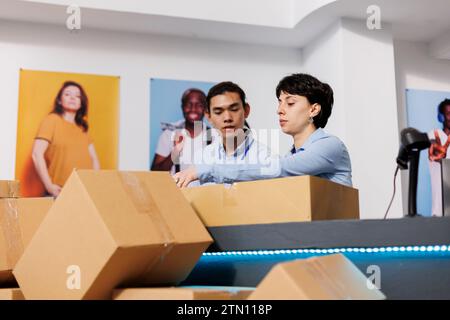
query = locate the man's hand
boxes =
[429,130,450,161]
[173,166,199,188]
[171,131,185,163]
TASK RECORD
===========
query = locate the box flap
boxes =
[76,170,211,247]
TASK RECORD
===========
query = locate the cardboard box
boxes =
[182,176,359,227]
[14,170,213,300]
[0,181,20,198]
[0,288,24,300]
[0,197,53,284]
[113,286,254,300]
[248,254,385,300]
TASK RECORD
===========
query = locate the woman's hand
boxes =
[173,166,199,188]
[429,130,450,161]
[46,183,62,197]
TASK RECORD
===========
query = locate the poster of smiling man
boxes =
[149,78,215,186]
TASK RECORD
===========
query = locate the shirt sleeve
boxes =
[197,136,343,184]
[35,114,57,143]
[155,130,174,157]
[256,140,273,164]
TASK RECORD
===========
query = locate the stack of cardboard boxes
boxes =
[1,171,385,300]
[0,180,53,300]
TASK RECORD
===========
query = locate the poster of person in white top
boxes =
[428,98,450,216]
[149,78,215,187]
[405,89,450,216]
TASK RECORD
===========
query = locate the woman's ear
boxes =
[311,103,321,118]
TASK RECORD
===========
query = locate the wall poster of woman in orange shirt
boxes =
[15,70,119,197]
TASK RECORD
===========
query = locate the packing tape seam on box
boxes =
[119,172,175,275]
[8,181,19,198]
[0,199,25,268]
[305,258,350,299]
[0,181,19,198]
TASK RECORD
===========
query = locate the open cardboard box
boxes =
[183,175,359,227]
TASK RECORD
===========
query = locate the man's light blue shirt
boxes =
[196,128,353,187]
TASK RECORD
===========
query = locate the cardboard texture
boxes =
[0,181,20,198]
[0,198,53,284]
[113,286,254,300]
[0,288,24,300]
[182,176,359,227]
[13,170,213,300]
[248,254,386,300]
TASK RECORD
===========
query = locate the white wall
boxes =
[394,40,450,215]
[303,18,403,219]
[395,40,450,126]
[24,0,338,28]
[0,19,300,179]
[303,20,345,138]
[292,0,337,26]
[22,0,293,27]
[342,19,402,219]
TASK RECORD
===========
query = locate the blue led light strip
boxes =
[202,245,450,257]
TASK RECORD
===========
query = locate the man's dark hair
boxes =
[276,73,334,128]
[206,81,247,112]
[438,98,450,129]
[438,99,450,115]
[181,88,206,108]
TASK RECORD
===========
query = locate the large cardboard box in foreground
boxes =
[182,176,359,227]
[0,181,20,198]
[248,254,385,300]
[0,198,53,283]
[14,170,213,300]
[113,286,254,300]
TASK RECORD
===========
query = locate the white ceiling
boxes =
[1,0,450,58]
